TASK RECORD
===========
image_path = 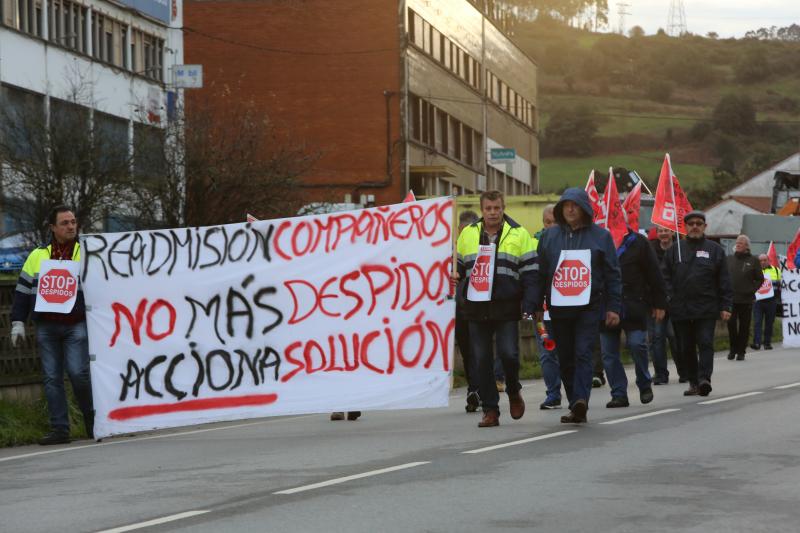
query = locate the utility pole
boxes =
[667,0,688,36]
[616,2,630,35]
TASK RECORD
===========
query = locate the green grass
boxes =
[540,153,712,193]
[0,390,91,447]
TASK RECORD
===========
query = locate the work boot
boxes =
[683,384,699,396]
[478,410,499,427]
[38,430,70,446]
[465,391,480,413]
[606,396,629,408]
[561,399,588,424]
[698,380,712,397]
[640,387,654,404]
[508,390,525,420]
[330,412,345,421]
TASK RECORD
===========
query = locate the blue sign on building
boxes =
[118,0,171,24]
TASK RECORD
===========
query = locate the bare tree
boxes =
[0,70,132,243]
[130,83,320,228]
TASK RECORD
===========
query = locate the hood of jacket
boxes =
[554,187,594,226]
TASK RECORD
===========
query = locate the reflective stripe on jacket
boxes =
[11,243,85,322]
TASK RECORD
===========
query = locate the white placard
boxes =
[34,259,80,313]
[755,274,774,301]
[81,198,455,439]
[550,249,592,307]
[781,270,800,348]
[466,244,495,302]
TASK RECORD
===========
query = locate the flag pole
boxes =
[639,179,654,196]
[667,154,682,263]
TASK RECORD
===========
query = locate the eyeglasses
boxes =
[686,220,705,227]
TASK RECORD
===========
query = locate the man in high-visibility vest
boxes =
[10,206,94,445]
[752,254,781,350]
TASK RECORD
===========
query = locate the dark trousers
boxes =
[455,315,478,393]
[468,320,520,413]
[551,313,598,408]
[673,319,716,385]
[727,303,753,355]
[753,298,778,346]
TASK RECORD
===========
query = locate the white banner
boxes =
[34,260,80,313]
[781,269,800,348]
[81,198,455,439]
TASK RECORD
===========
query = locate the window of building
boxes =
[438,109,449,154]
[463,125,473,167]
[451,117,461,160]
[410,95,420,142]
[431,27,441,62]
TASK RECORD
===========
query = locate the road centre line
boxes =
[697,391,764,405]
[274,462,430,495]
[599,408,681,425]
[95,510,210,533]
[462,430,577,454]
[774,382,800,390]
[0,415,316,464]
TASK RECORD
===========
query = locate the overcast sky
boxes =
[619,0,798,38]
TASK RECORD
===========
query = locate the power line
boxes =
[183,26,398,56]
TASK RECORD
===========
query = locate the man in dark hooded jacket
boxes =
[533,188,622,424]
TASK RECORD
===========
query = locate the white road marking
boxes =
[774,382,800,390]
[599,408,681,425]
[95,510,210,533]
[697,391,764,405]
[461,430,577,455]
[274,462,430,495]
[0,415,316,464]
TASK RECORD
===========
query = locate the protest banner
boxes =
[780,268,800,347]
[81,198,455,439]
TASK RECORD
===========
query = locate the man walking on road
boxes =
[662,211,733,397]
[533,188,622,424]
[10,206,95,444]
[600,226,667,408]
[648,226,684,384]
[455,191,537,427]
[454,209,481,412]
[725,235,764,361]
[752,253,781,351]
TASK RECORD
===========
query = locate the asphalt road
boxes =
[2,345,799,533]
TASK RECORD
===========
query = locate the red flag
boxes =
[403,190,416,203]
[602,168,628,248]
[787,229,800,269]
[767,241,779,269]
[622,181,642,232]
[585,170,606,225]
[651,154,693,235]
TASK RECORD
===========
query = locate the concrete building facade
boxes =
[184,0,538,206]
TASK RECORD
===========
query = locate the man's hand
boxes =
[652,308,666,321]
[605,311,620,328]
[720,310,731,321]
[10,321,25,348]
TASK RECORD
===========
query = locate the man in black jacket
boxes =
[648,226,684,384]
[725,234,763,361]
[662,211,733,397]
[600,227,668,407]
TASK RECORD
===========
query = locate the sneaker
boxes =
[698,380,712,397]
[38,431,70,446]
[495,380,506,393]
[640,387,654,404]
[765,344,773,350]
[683,384,699,396]
[465,391,480,413]
[592,376,604,388]
[750,343,760,350]
[606,396,629,408]
[330,412,345,421]
[478,410,500,427]
[539,398,562,410]
[653,376,669,386]
[736,353,745,361]
[727,352,735,360]
[561,399,588,424]
[346,411,361,421]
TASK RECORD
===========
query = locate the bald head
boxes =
[759,254,769,268]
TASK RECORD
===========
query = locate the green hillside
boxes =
[512,21,800,205]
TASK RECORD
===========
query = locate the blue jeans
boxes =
[469,320,520,413]
[647,316,679,380]
[753,298,778,346]
[536,321,561,402]
[600,328,652,398]
[36,321,94,432]
[673,319,716,385]
[551,313,598,408]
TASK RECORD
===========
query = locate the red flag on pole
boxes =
[403,190,416,203]
[602,168,628,248]
[786,228,800,269]
[651,154,693,235]
[767,241,779,269]
[622,181,642,232]
[585,170,606,225]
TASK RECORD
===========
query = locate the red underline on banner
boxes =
[108,394,279,421]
